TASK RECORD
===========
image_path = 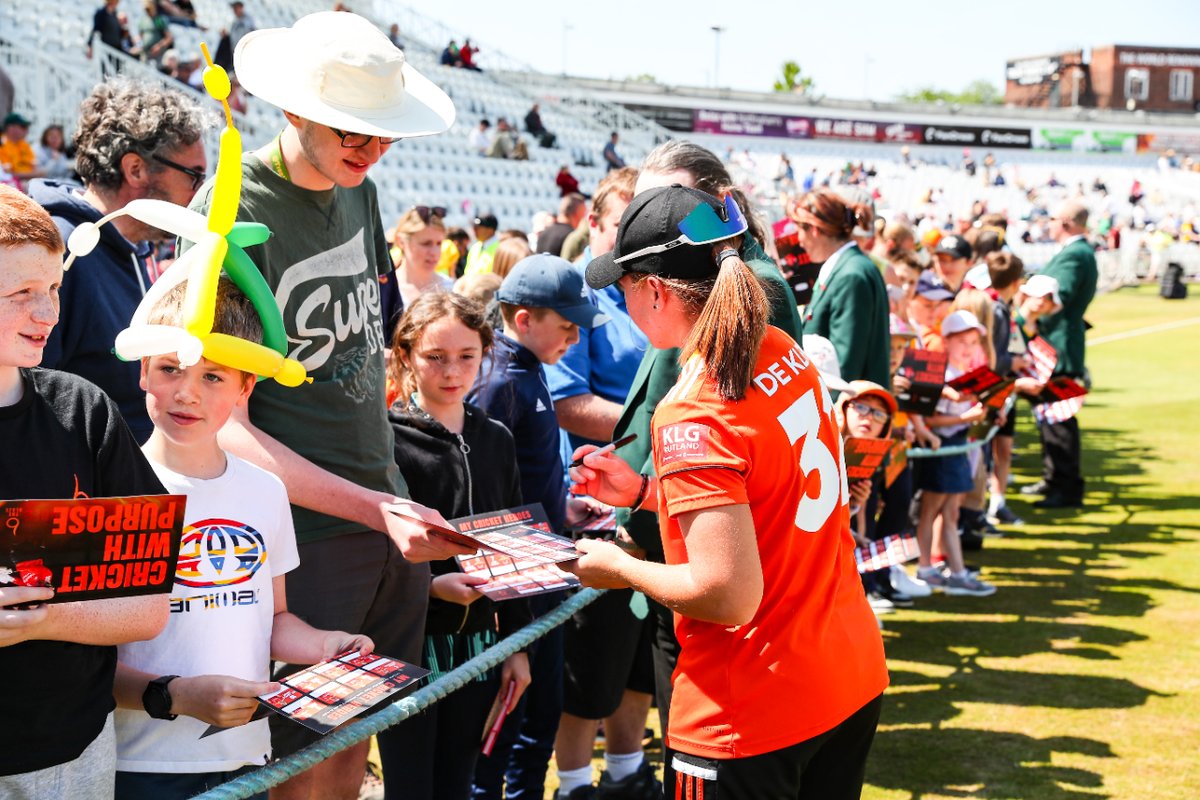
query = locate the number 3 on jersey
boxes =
[776,385,849,532]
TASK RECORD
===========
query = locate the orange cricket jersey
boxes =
[652,326,889,759]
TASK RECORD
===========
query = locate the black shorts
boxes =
[562,585,655,719]
[667,693,883,800]
[269,531,431,760]
[998,405,1017,437]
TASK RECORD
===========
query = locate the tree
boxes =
[897,79,1002,105]
[774,60,814,94]
[625,73,659,84]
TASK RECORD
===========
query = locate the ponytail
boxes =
[681,238,769,401]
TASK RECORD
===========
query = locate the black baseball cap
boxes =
[585,185,748,290]
[935,234,972,260]
[473,213,498,229]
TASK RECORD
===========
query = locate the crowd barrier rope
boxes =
[195,588,606,800]
[905,396,1016,459]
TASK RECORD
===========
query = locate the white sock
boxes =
[556,766,594,795]
[988,493,1005,514]
[604,750,644,781]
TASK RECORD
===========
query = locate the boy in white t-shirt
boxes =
[112,279,373,800]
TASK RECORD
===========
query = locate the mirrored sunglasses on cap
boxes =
[614,194,748,265]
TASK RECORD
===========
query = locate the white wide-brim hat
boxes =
[234,11,455,138]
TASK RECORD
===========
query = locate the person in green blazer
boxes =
[1028,200,1097,508]
[794,189,891,387]
[603,142,804,769]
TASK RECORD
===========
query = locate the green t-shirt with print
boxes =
[189,154,406,543]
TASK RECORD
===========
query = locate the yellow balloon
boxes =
[207,127,243,236]
[202,64,231,101]
[202,333,309,386]
[182,233,228,338]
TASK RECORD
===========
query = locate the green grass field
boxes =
[862,284,1200,799]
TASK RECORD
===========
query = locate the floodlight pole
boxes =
[711,26,725,88]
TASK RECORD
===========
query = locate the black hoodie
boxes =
[389,401,532,636]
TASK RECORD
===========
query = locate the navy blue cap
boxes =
[915,271,955,301]
[496,254,610,329]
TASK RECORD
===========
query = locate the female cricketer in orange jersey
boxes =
[565,185,887,800]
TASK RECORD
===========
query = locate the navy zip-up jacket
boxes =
[469,332,567,534]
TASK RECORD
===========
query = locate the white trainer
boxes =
[890,564,933,598]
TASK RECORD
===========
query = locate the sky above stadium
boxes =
[399,0,1200,102]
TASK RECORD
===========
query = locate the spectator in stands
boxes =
[613,142,803,791]
[393,206,454,306]
[460,38,481,71]
[538,193,587,257]
[526,104,556,148]
[602,132,625,172]
[488,118,515,159]
[87,0,126,59]
[469,119,491,156]
[440,39,461,67]
[136,0,174,68]
[794,188,890,385]
[0,184,170,800]
[512,136,530,161]
[0,113,42,189]
[774,152,794,191]
[544,166,661,800]
[873,220,916,264]
[34,125,74,182]
[226,0,256,52]
[559,217,590,264]
[387,23,404,50]
[465,213,500,275]
[29,79,206,443]
[157,0,203,29]
[1023,201,1096,509]
[556,165,581,198]
[194,13,472,799]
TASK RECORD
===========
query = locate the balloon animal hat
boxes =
[63,44,308,388]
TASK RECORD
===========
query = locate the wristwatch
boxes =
[142,675,180,720]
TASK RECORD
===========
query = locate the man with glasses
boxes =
[188,12,466,800]
[30,78,207,442]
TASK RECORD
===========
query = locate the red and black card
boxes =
[894,349,948,416]
[843,437,894,481]
[0,495,186,603]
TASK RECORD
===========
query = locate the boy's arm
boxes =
[114,662,278,728]
[269,576,373,665]
[218,404,473,563]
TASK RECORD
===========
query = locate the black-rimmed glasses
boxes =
[848,401,891,425]
[328,126,402,148]
[151,154,206,191]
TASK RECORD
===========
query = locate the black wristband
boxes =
[629,474,651,513]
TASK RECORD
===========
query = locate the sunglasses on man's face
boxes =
[328,126,402,148]
[151,154,206,191]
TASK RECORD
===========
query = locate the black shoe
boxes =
[960,529,985,551]
[1034,493,1083,509]
[596,760,662,800]
[556,786,599,800]
[1019,480,1049,496]
[875,583,915,608]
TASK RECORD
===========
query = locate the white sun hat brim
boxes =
[234,11,455,139]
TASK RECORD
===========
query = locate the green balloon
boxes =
[221,243,288,356]
[227,221,272,248]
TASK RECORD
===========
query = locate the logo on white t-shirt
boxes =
[175,519,268,588]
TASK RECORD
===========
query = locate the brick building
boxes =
[1005,45,1200,114]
